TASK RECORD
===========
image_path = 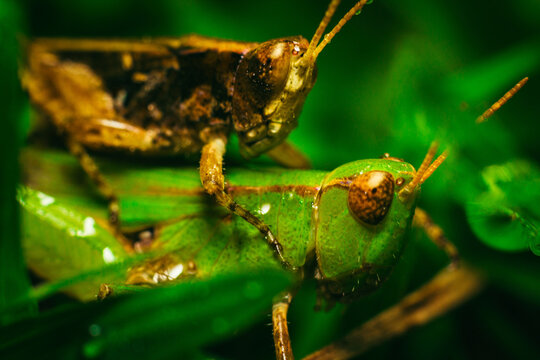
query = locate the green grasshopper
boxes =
[19,142,456,359]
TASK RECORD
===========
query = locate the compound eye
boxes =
[243,42,292,101]
[347,171,395,225]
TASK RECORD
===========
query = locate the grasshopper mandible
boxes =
[20,142,456,359]
[21,0,372,267]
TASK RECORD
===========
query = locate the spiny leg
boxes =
[413,207,460,268]
[302,265,483,360]
[66,137,132,253]
[273,292,294,360]
[267,141,311,169]
[200,136,293,270]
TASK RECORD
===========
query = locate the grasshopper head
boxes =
[314,144,447,302]
[233,0,372,158]
[232,36,317,159]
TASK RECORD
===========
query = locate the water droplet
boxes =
[259,203,271,215]
[37,192,55,206]
[166,263,184,279]
[102,247,115,264]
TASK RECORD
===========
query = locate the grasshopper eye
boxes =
[236,41,293,105]
[347,171,395,225]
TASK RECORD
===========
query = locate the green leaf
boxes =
[466,160,540,254]
[466,198,534,252]
[17,186,129,301]
[0,270,291,359]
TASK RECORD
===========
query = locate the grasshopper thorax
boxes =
[232,37,316,159]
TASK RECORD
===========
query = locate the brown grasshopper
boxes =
[21,0,370,265]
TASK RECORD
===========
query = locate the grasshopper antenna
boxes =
[305,0,371,61]
[399,142,448,201]
[476,77,528,123]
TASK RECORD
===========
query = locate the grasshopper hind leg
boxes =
[200,136,293,270]
[66,137,132,253]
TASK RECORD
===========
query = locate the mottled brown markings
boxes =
[347,171,395,226]
[27,37,251,156]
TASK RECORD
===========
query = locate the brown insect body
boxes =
[24,35,313,157]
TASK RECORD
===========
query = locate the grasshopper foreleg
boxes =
[413,207,460,268]
[200,136,293,269]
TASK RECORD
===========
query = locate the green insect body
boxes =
[21,148,420,301]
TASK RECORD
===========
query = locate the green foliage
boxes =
[0,0,36,325]
[3,0,540,359]
[0,269,291,359]
[466,160,540,254]
[17,185,129,301]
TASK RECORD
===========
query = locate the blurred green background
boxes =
[2,0,540,359]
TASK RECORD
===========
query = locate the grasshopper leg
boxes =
[267,141,311,169]
[413,207,460,267]
[66,137,132,253]
[200,136,293,270]
[273,292,294,360]
[303,266,483,360]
